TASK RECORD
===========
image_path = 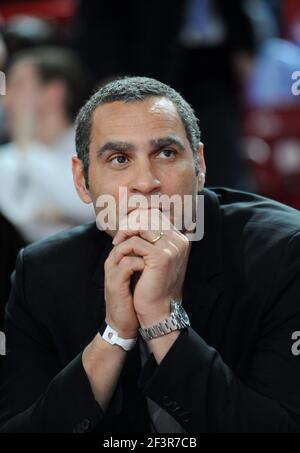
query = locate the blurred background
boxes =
[0,0,300,329]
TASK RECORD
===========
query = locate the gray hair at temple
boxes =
[75,76,201,187]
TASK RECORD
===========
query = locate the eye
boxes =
[109,154,129,165]
[158,149,177,159]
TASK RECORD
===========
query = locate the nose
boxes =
[129,158,161,195]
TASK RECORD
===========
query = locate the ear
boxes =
[197,142,206,190]
[72,156,92,204]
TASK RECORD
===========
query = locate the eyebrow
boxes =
[150,136,185,152]
[97,141,134,157]
[97,136,185,158]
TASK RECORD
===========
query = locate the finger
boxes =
[118,255,145,281]
[167,239,180,257]
[113,227,142,246]
[113,208,172,245]
[105,245,137,272]
[112,228,188,267]
[112,236,160,265]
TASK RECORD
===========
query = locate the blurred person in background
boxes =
[0,46,94,242]
[0,29,26,331]
[2,15,60,55]
[176,0,260,189]
[0,15,63,146]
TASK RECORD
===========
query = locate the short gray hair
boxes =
[75,76,201,186]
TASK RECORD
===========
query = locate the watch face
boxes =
[178,305,190,326]
[172,301,190,327]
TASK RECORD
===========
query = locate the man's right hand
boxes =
[103,247,145,339]
[82,247,144,411]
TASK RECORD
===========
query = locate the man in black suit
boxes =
[1,77,300,433]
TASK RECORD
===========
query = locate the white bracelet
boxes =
[99,322,137,351]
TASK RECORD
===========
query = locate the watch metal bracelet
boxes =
[139,310,190,341]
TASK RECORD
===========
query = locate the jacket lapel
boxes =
[182,189,225,337]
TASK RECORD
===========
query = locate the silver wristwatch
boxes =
[138,299,190,341]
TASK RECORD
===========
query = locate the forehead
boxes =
[8,60,39,83]
[90,97,187,143]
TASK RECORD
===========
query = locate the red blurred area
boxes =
[284,0,300,40]
[0,0,76,24]
[244,106,300,209]
[243,0,300,210]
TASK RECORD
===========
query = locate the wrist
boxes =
[114,329,138,339]
[137,300,171,328]
[105,317,138,339]
[82,334,127,382]
[138,299,190,343]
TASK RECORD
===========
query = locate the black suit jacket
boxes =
[0,213,26,331]
[1,188,300,433]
